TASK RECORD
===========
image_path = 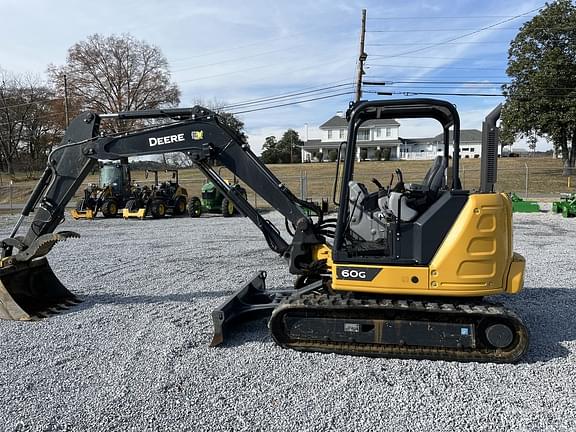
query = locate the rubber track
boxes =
[269,293,529,363]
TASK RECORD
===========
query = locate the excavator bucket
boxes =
[70,208,95,220]
[0,257,79,320]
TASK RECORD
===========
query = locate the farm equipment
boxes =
[0,100,528,363]
[70,158,133,219]
[188,173,247,217]
[123,170,188,219]
[552,193,576,218]
[510,192,540,213]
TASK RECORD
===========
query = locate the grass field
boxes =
[0,157,571,207]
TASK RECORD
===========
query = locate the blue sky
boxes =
[0,0,547,153]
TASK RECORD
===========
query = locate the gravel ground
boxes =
[0,207,575,432]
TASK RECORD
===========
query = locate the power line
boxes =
[378,5,544,59]
[368,54,504,61]
[364,80,510,85]
[366,26,575,32]
[367,42,512,46]
[171,43,309,73]
[169,28,324,63]
[177,56,352,84]
[219,83,354,110]
[229,92,355,115]
[367,15,537,20]
[367,90,576,99]
[366,63,506,71]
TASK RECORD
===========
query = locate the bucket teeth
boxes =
[12,231,80,263]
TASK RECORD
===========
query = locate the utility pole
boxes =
[63,73,70,127]
[355,9,367,103]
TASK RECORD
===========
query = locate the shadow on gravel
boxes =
[214,318,272,347]
[72,290,235,308]
[513,287,576,363]
[47,287,576,363]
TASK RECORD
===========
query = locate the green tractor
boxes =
[188,177,247,218]
[552,193,576,218]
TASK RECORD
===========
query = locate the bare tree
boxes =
[48,33,180,131]
[0,69,57,176]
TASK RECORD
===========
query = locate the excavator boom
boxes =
[0,106,323,320]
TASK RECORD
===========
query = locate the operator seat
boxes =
[422,155,447,194]
[381,156,447,222]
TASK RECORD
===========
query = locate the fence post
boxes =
[524,163,529,199]
[9,180,13,214]
[300,171,308,201]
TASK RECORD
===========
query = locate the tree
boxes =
[48,33,180,132]
[261,136,280,164]
[501,0,576,169]
[0,70,58,176]
[276,129,303,163]
[260,129,303,164]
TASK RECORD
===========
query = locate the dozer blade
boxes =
[0,257,80,320]
[210,272,323,347]
[210,271,278,347]
[70,209,94,220]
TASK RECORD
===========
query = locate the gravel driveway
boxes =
[0,208,575,431]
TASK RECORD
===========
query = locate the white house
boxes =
[400,130,483,160]
[302,112,402,162]
[302,112,482,161]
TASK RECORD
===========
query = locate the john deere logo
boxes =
[191,131,204,140]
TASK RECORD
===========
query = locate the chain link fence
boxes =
[0,161,572,213]
[236,163,573,210]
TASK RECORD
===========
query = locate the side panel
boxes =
[428,192,514,294]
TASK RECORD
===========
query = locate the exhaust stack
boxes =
[480,104,502,193]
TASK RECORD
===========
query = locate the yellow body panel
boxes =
[325,193,524,297]
[428,192,515,296]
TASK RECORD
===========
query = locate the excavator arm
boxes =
[0,106,326,320]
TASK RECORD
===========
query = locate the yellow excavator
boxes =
[0,100,528,362]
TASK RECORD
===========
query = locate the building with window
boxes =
[301,112,402,162]
[302,112,482,162]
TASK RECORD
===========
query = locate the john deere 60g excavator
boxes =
[0,99,528,363]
